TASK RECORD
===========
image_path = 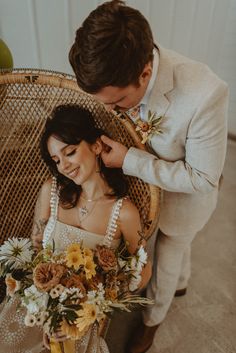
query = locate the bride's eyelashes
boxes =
[66,149,76,157]
[53,149,77,165]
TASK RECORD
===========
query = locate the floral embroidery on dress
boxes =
[135,110,164,144]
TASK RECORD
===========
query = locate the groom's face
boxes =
[93,62,152,113]
[93,83,145,112]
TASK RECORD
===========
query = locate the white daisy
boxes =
[137,246,147,264]
[24,313,37,327]
[0,237,34,269]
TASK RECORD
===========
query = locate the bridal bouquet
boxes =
[0,237,151,340]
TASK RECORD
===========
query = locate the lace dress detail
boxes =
[0,178,124,353]
[41,178,125,353]
[43,177,123,251]
[42,177,58,248]
[0,295,46,353]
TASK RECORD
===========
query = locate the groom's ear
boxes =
[92,138,103,155]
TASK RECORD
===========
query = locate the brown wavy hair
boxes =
[40,104,128,208]
[69,0,154,93]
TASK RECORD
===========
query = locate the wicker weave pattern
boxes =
[0,69,161,245]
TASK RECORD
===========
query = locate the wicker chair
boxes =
[0,69,161,337]
[0,68,160,244]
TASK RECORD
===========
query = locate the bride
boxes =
[0,104,151,353]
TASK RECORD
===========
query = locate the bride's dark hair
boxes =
[40,104,128,208]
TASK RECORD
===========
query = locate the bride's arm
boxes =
[119,199,152,290]
[31,179,51,252]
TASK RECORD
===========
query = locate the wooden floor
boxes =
[106,139,236,353]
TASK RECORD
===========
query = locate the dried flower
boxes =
[95,245,118,272]
[5,273,21,296]
[33,262,65,291]
[0,238,153,339]
[61,273,86,299]
[49,284,65,299]
[135,110,164,144]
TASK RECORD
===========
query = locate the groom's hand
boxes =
[101,135,128,168]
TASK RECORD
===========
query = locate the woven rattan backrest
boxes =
[0,69,160,245]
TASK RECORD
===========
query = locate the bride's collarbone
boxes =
[57,199,118,234]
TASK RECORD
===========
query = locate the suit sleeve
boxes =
[123,82,229,194]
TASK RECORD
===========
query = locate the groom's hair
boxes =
[69,0,154,93]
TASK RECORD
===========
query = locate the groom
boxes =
[69,1,229,352]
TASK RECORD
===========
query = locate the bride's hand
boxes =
[43,332,50,350]
[53,330,68,342]
[43,330,68,350]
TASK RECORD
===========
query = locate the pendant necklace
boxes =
[77,194,105,224]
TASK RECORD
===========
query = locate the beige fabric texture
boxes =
[123,45,229,236]
[123,45,229,326]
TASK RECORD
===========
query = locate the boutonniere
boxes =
[135,110,164,144]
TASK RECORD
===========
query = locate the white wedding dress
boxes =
[0,181,123,353]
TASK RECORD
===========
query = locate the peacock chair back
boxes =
[0,69,161,245]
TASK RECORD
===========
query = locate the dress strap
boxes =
[50,177,59,219]
[42,177,59,248]
[103,198,124,248]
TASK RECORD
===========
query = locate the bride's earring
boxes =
[96,154,102,173]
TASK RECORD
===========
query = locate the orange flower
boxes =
[33,262,65,291]
[105,287,118,300]
[5,274,20,296]
[61,273,86,298]
[95,246,117,272]
[86,273,104,291]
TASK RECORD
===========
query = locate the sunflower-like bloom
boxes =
[75,303,98,332]
[66,251,84,270]
[84,257,96,280]
[66,243,82,254]
[60,319,89,340]
[83,248,93,258]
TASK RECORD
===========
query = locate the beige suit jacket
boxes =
[123,46,229,236]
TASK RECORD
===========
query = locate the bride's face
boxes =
[47,136,98,185]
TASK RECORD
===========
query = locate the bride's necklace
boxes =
[77,194,105,223]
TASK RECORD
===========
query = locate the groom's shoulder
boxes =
[159,45,227,94]
[162,46,226,86]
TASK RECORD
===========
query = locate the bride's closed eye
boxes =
[66,149,76,157]
[53,149,77,164]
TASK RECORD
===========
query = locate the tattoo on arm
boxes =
[32,219,48,237]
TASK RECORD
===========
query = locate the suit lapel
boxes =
[148,46,174,117]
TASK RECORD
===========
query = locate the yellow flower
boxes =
[66,243,82,254]
[84,257,96,280]
[75,303,98,332]
[83,247,93,258]
[66,251,84,270]
[60,319,88,340]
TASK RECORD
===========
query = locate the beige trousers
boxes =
[143,229,196,326]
